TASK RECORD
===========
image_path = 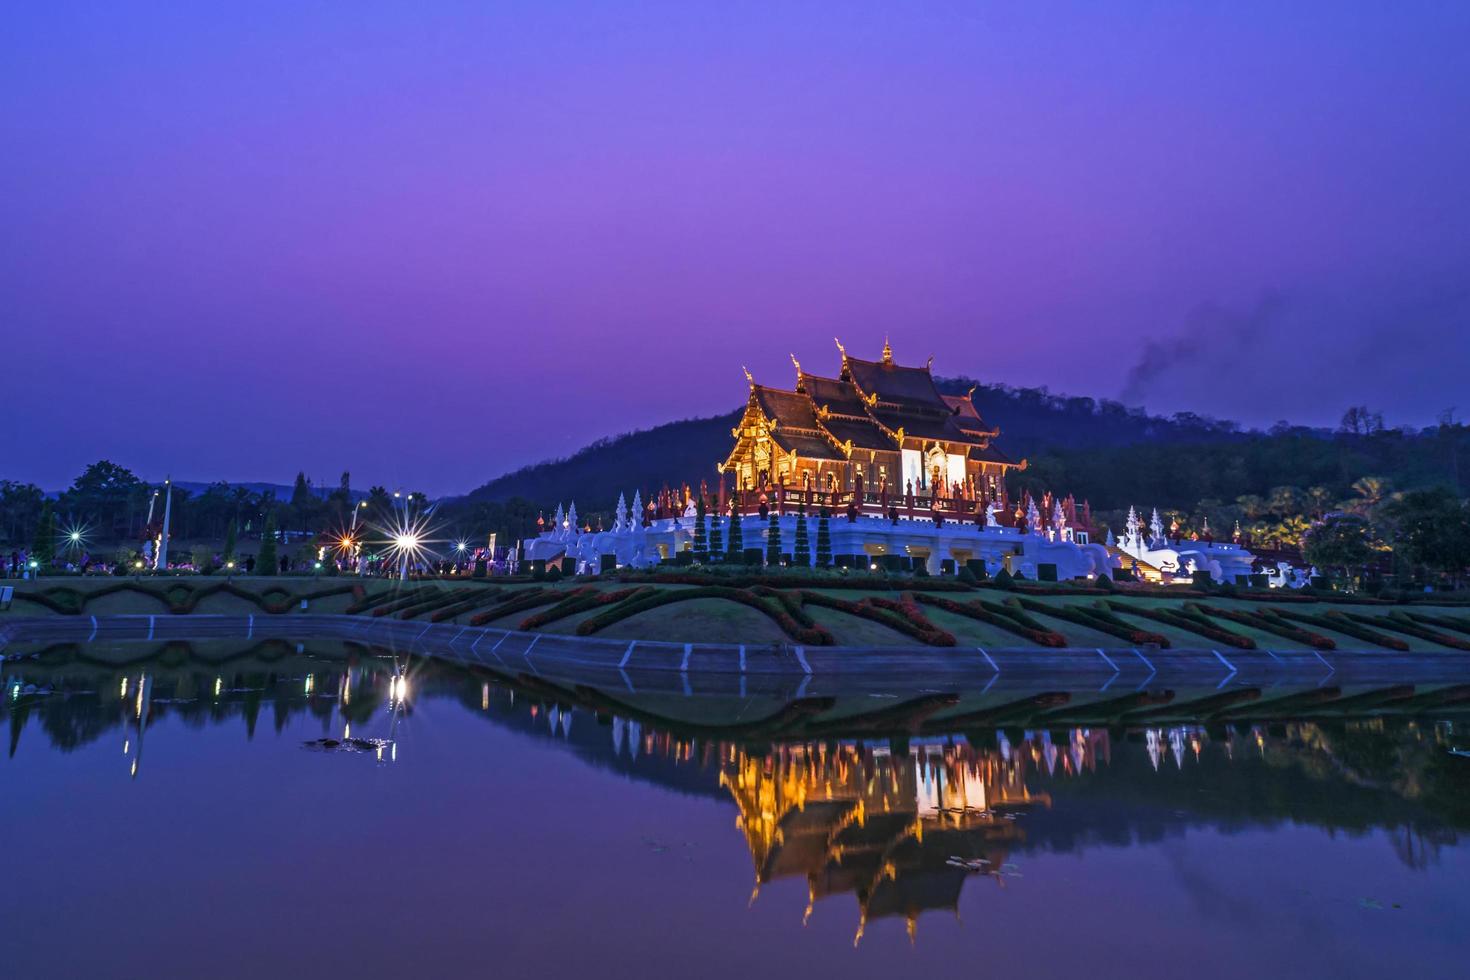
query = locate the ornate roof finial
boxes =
[881,335,892,363]
[926,354,934,370]
[741,364,754,388]
[790,352,801,376]
[834,336,846,358]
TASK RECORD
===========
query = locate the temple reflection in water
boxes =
[720,735,1091,943]
[5,636,1470,939]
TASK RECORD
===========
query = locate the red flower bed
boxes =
[1192,603,1335,650]
[1014,596,1169,647]
[910,593,1065,647]
[468,588,558,626]
[1272,609,1409,651]
[1348,612,1470,651]
[1108,602,1256,650]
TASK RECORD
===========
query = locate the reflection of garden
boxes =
[5,638,1470,892]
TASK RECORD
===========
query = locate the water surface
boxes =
[3,638,1469,979]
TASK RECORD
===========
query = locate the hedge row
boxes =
[347,586,427,615]
[519,586,651,630]
[750,586,820,629]
[1348,612,1470,651]
[1105,602,1256,650]
[574,586,833,645]
[370,589,444,618]
[872,594,958,647]
[1192,603,1335,650]
[615,570,971,592]
[394,588,481,621]
[468,588,560,626]
[911,593,1066,647]
[1273,609,1410,651]
[1014,597,1169,647]
[799,591,954,646]
[1408,612,1470,638]
[15,581,363,616]
[428,587,505,623]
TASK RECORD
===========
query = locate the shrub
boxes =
[765,512,781,567]
[692,496,708,559]
[992,569,1015,590]
[792,514,810,567]
[815,509,832,568]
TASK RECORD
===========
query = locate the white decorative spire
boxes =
[630,491,644,534]
[1051,499,1067,536]
[566,501,579,535]
[1026,498,1042,535]
[1125,505,1141,544]
[552,503,565,539]
[614,492,628,532]
[1149,508,1164,546]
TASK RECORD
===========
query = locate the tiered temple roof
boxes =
[722,340,1018,478]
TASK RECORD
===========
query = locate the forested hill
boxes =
[467,411,744,508]
[465,380,1261,509]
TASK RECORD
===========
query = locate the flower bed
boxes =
[911,593,1067,647]
[749,586,821,628]
[575,586,832,644]
[428,587,505,623]
[1346,612,1470,651]
[615,569,972,592]
[1190,603,1334,650]
[519,586,651,630]
[395,588,479,621]
[1014,597,1169,647]
[347,586,424,615]
[467,588,559,626]
[799,591,952,646]
[1407,612,1470,638]
[1271,609,1409,651]
[1103,601,1256,649]
[369,588,439,618]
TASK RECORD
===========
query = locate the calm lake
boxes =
[4,638,1470,980]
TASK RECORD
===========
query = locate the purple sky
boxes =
[4,2,1469,495]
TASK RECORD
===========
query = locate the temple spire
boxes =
[881,335,892,363]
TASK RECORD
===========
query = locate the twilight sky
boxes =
[4,2,1469,495]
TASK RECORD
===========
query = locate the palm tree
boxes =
[1235,495,1268,521]
[1348,476,1389,516]
[1267,486,1305,518]
[1306,486,1335,519]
